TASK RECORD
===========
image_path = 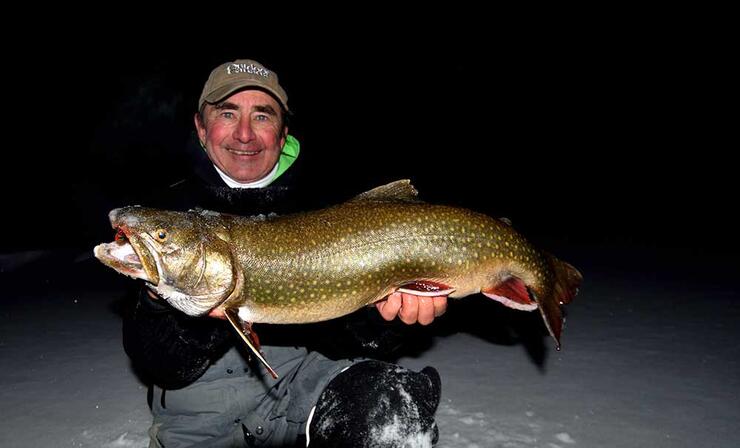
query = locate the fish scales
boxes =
[220,200,548,323]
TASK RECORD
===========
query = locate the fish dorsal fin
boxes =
[351,179,420,202]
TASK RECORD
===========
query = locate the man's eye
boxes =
[221,112,234,119]
[254,114,269,122]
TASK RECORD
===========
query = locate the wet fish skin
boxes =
[94,180,582,348]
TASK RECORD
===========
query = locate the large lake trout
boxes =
[95,180,582,377]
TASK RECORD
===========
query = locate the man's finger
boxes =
[377,292,403,321]
[432,296,448,317]
[399,293,419,325]
[208,307,227,320]
[417,296,435,326]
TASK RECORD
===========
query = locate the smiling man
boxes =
[123,59,447,447]
[195,79,288,188]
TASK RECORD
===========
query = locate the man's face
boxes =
[195,90,287,183]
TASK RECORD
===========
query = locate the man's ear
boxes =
[194,112,207,148]
[281,125,289,147]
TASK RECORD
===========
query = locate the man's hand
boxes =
[208,307,227,320]
[375,292,448,325]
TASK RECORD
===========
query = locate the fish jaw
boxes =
[94,208,160,285]
[94,239,151,281]
[93,230,159,284]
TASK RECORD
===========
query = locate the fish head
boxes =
[94,206,237,316]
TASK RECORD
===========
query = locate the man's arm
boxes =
[126,287,449,382]
[122,288,233,389]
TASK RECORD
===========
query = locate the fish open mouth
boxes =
[93,227,159,284]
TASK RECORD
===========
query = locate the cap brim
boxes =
[202,82,289,112]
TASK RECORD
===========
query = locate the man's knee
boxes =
[307,360,441,447]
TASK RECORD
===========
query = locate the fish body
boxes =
[95,180,582,349]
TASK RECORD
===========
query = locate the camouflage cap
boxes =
[198,59,289,112]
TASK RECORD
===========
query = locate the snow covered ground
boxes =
[1,248,738,447]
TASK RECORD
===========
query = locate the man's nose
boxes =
[233,117,254,143]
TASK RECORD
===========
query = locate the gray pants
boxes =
[148,345,357,447]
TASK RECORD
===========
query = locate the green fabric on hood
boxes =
[274,135,300,182]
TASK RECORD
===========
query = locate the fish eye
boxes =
[156,229,167,240]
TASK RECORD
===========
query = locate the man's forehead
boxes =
[217,89,281,109]
[213,101,275,112]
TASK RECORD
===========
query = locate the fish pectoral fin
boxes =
[396,280,456,297]
[481,277,538,311]
[224,308,278,379]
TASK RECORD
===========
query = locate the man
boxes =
[124,59,447,447]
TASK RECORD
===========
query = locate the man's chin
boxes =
[231,170,269,183]
[217,159,267,181]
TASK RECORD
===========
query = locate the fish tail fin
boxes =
[548,254,583,306]
[536,254,583,349]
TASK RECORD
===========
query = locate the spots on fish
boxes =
[234,201,554,314]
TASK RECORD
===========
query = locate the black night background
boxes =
[3,34,735,271]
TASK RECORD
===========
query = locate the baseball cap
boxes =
[198,59,289,112]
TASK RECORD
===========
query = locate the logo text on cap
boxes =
[226,63,270,78]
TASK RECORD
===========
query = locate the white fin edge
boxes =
[482,292,538,311]
[396,287,456,297]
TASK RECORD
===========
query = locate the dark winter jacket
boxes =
[122,137,406,389]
